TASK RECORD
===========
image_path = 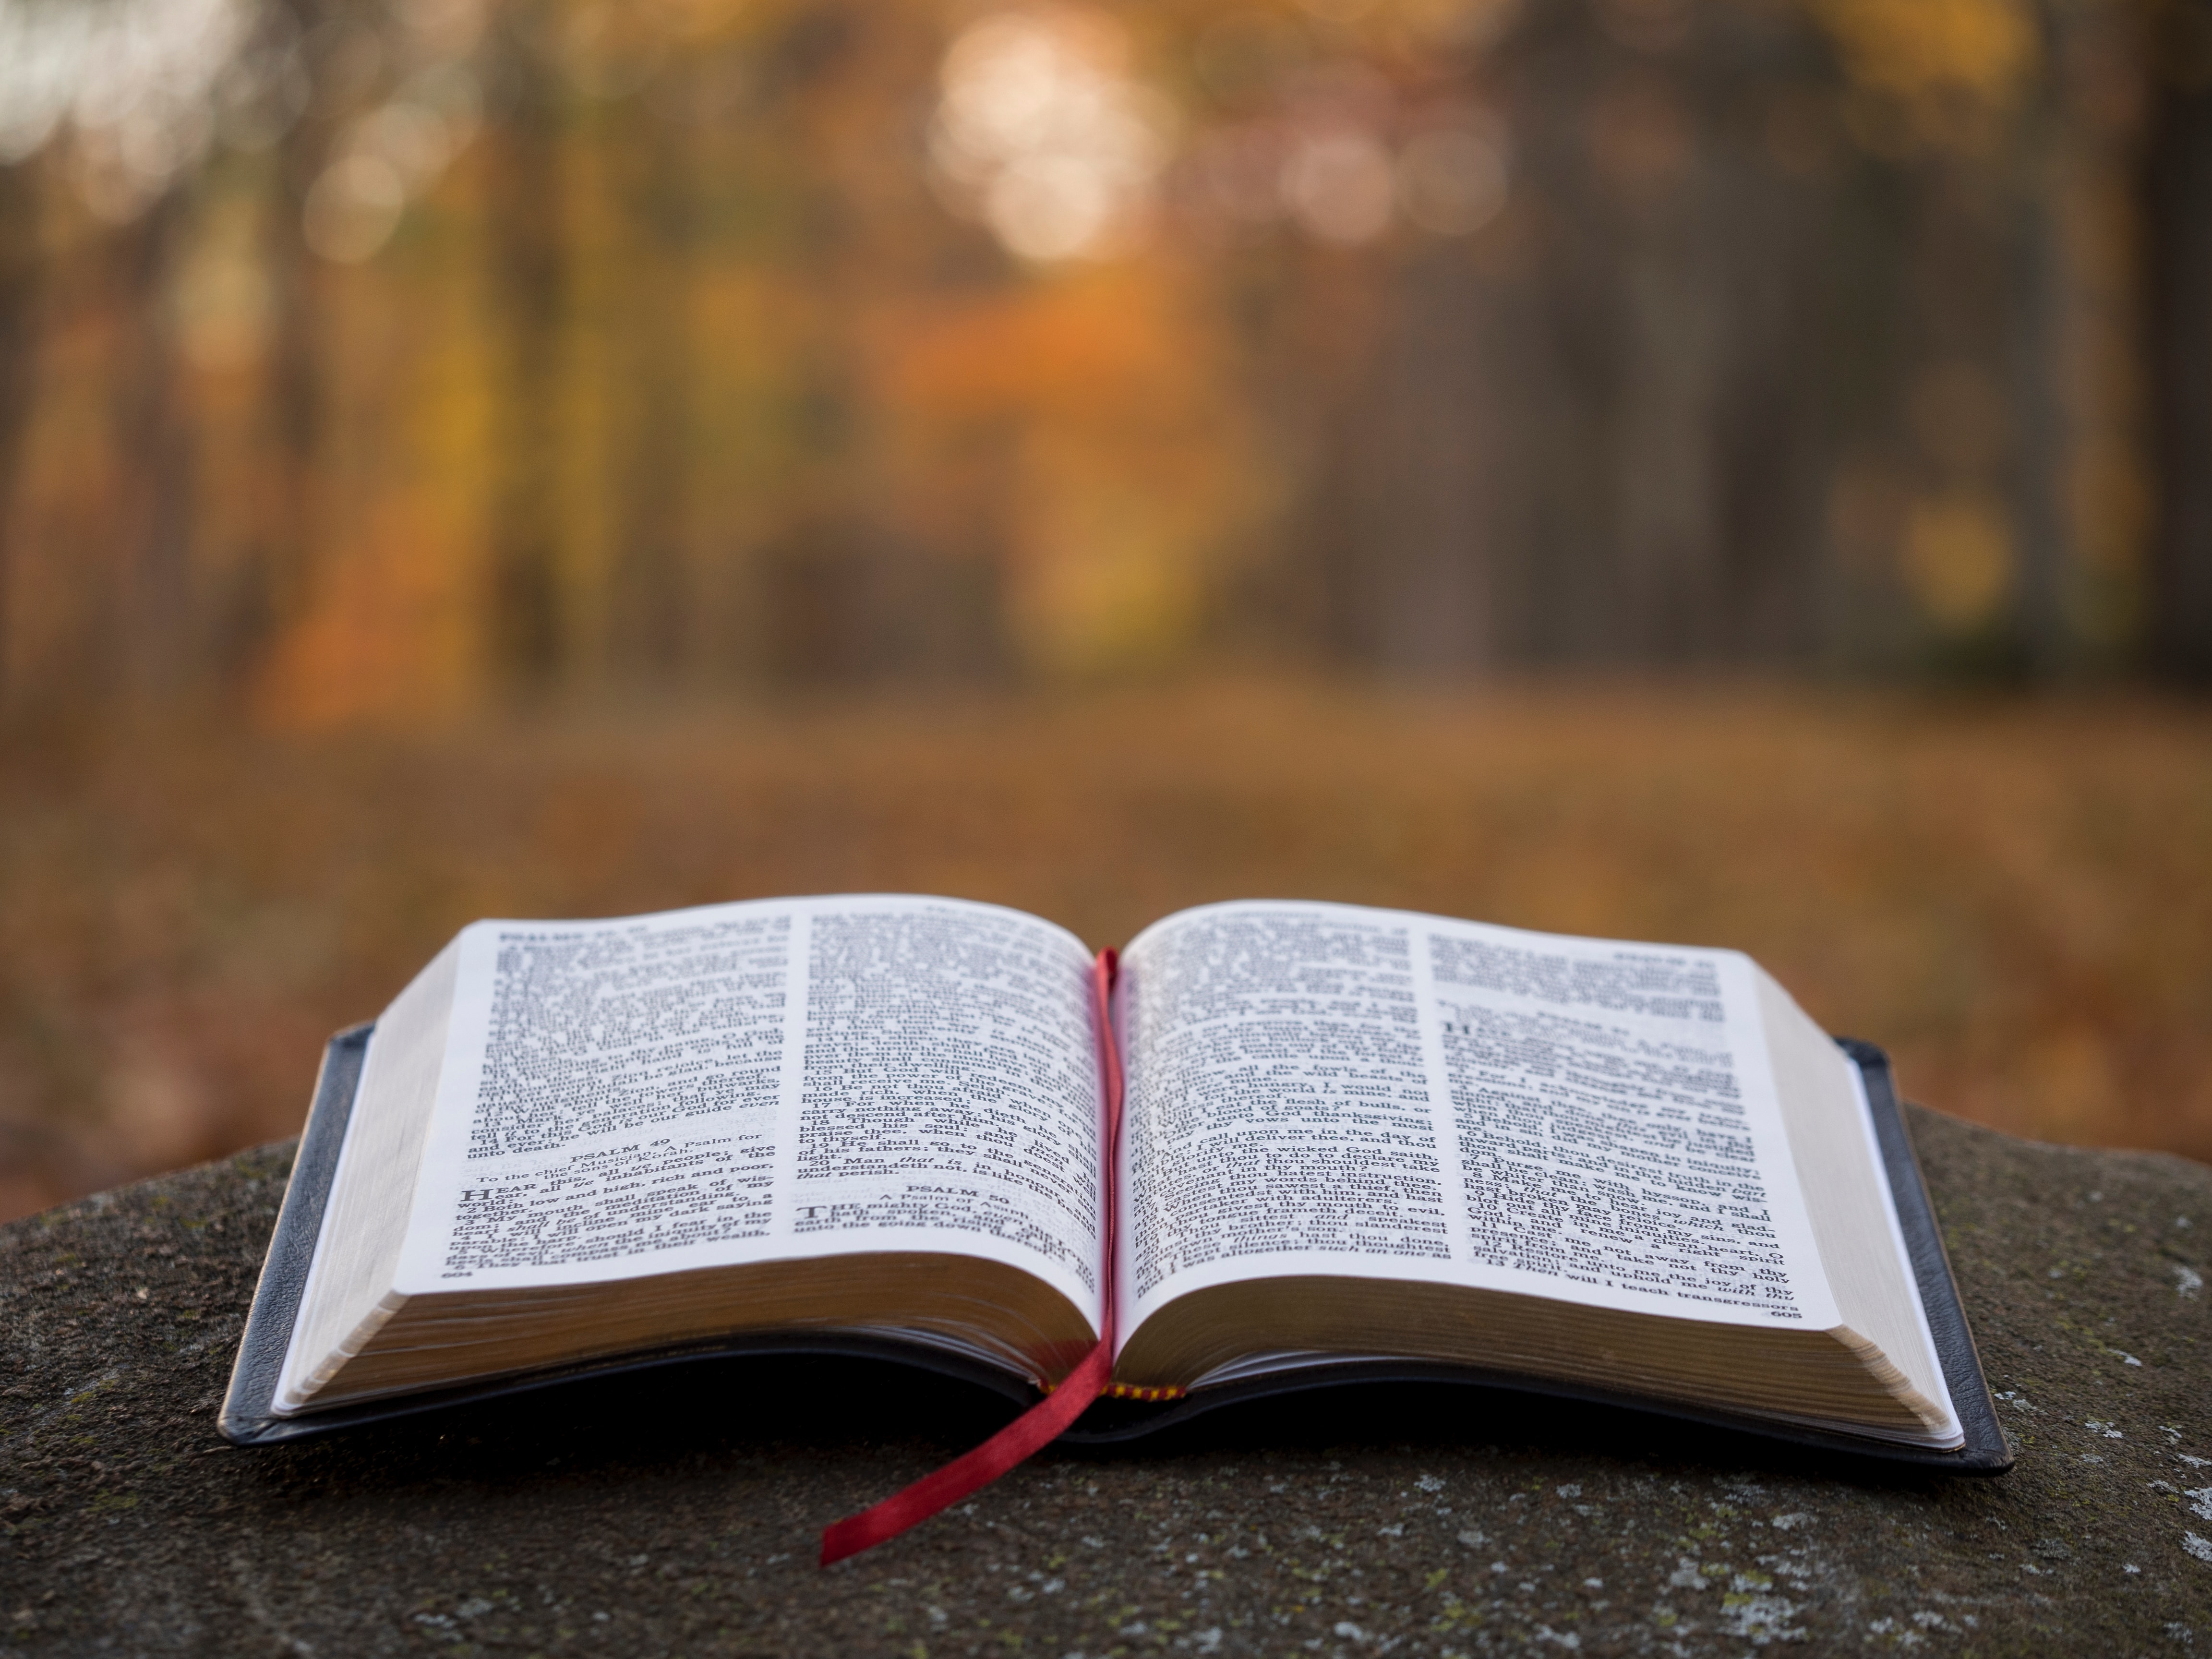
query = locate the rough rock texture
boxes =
[2,1107,2208,1656]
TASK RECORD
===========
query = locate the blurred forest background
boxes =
[0,0,2208,1220]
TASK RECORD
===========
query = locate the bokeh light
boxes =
[928,6,1177,263]
[1280,123,1395,243]
[303,152,404,262]
[0,0,253,219]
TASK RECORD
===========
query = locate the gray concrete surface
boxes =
[2,1105,2208,1655]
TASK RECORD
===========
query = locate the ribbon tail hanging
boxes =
[818,949,1124,1565]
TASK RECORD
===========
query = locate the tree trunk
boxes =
[244,0,342,685]
[112,188,195,698]
[2145,0,2212,681]
[484,1,569,692]
[0,159,44,710]
[608,98,695,684]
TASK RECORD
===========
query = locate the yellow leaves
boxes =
[1814,0,2041,110]
[1814,0,2042,154]
[1003,469,1211,676]
[1900,489,2015,629]
[639,0,757,48]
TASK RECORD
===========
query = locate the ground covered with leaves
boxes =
[2,679,2208,1218]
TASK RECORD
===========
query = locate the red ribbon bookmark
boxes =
[817,1335,1114,1565]
[819,949,1124,1567]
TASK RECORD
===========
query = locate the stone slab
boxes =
[1,1106,2208,1656]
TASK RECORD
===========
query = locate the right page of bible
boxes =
[1113,901,1842,1349]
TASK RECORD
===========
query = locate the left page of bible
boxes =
[373,895,1108,1330]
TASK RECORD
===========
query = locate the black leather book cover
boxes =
[220,1028,2010,1471]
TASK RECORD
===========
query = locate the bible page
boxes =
[386,895,1107,1330]
[1114,901,1839,1347]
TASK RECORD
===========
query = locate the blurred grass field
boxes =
[2,679,2208,1223]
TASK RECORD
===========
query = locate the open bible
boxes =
[223,895,2008,1492]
